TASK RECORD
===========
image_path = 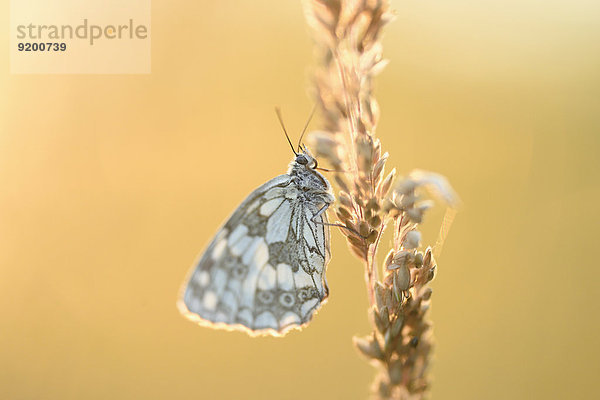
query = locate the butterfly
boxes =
[178,111,334,336]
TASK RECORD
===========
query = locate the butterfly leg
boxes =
[311,203,365,238]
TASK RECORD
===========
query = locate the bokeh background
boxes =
[1,1,599,399]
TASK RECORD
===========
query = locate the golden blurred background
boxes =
[1,0,599,399]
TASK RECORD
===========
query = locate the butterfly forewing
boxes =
[178,158,333,336]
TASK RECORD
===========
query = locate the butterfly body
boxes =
[178,150,333,336]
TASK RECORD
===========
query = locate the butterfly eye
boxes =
[296,155,308,165]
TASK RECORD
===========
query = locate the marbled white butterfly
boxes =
[178,112,333,336]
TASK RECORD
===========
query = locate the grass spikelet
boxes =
[302,1,459,398]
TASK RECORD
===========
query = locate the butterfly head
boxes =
[288,148,330,191]
[294,151,318,170]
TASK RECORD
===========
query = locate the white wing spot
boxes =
[212,268,227,295]
[251,240,269,269]
[228,225,249,246]
[280,311,301,328]
[311,206,327,247]
[294,270,314,288]
[276,263,294,291]
[264,188,284,200]
[303,223,317,249]
[227,278,242,294]
[266,201,292,244]
[212,240,227,261]
[237,308,253,326]
[194,270,210,287]
[214,312,229,323]
[240,268,260,308]
[230,235,253,257]
[220,290,238,314]
[257,264,276,290]
[187,295,201,313]
[269,175,292,187]
[203,291,218,311]
[260,197,284,217]
[239,238,269,308]
[300,298,319,317]
[305,207,320,244]
[254,311,278,329]
[242,238,262,266]
[245,201,260,215]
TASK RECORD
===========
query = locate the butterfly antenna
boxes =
[275,107,297,156]
[297,105,316,153]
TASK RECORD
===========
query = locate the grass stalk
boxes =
[303,1,458,398]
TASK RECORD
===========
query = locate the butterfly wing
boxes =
[178,174,331,336]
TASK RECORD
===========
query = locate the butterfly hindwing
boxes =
[178,172,331,336]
